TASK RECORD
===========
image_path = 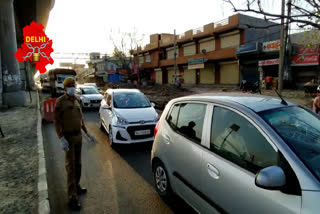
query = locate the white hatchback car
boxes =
[75,85,103,108]
[99,89,159,147]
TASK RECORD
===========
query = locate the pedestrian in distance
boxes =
[53,77,95,211]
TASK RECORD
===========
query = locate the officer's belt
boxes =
[63,131,81,136]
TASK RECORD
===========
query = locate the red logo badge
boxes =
[15,21,54,74]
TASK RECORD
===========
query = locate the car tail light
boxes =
[154,121,160,137]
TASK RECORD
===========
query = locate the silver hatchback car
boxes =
[151,94,320,214]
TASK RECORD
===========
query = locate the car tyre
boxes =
[108,126,115,148]
[153,160,172,200]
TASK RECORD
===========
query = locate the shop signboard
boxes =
[258,58,280,66]
[118,69,128,75]
[188,58,207,65]
[262,40,280,52]
[297,45,318,55]
[291,54,319,66]
[188,63,204,69]
[236,42,259,54]
[107,70,116,74]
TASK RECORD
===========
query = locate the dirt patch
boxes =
[0,92,38,214]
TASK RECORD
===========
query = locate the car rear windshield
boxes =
[260,106,320,181]
[113,92,151,109]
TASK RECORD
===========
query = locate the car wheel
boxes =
[153,160,172,200]
[108,126,115,148]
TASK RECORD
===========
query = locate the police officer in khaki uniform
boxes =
[54,77,95,210]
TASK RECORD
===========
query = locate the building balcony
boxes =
[214,14,239,34]
[193,23,214,39]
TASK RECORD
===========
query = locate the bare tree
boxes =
[224,0,320,29]
[109,28,145,71]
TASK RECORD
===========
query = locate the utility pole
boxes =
[278,0,286,94]
[174,29,177,85]
[284,0,292,83]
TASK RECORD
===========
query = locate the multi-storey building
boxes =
[133,14,280,86]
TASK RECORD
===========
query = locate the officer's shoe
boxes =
[77,186,87,195]
[68,199,81,211]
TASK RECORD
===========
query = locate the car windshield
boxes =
[113,92,151,109]
[260,106,320,181]
[81,87,99,94]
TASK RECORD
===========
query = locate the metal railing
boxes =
[215,18,229,27]
[192,26,204,35]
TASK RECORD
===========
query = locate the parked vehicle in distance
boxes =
[83,83,103,94]
[75,85,103,108]
[99,89,159,147]
[40,73,50,91]
[48,68,76,97]
[152,93,320,214]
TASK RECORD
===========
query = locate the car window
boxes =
[176,103,207,144]
[166,104,180,129]
[210,106,277,173]
[81,87,99,94]
[260,106,320,182]
[113,92,151,108]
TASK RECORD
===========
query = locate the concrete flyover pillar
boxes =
[0,0,26,106]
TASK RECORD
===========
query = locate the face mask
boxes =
[66,87,76,96]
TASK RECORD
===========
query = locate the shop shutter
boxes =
[139,56,144,65]
[167,48,179,59]
[156,70,162,84]
[184,69,196,84]
[220,61,239,84]
[183,44,196,56]
[200,39,215,52]
[220,31,240,49]
[168,68,175,84]
[200,64,215,84]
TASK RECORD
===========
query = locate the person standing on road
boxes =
[54,77,95,211]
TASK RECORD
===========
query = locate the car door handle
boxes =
[207,163,220,179]
[163,134,171,144]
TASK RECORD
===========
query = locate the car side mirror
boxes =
[255,166,286,190]
[151,102,156,107]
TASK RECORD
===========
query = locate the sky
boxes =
[44,0,278,70]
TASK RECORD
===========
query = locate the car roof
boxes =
[77,85,96,89]
[107,88,141,94]
[172,92,297,113]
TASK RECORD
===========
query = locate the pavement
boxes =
[0,91,38,213]
[42,108,196,214]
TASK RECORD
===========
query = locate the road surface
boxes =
[43,108,196,214]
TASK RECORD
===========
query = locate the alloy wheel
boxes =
[109,126,113,146]
[155,166,167,193]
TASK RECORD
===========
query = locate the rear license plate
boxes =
[135,130,150,135]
